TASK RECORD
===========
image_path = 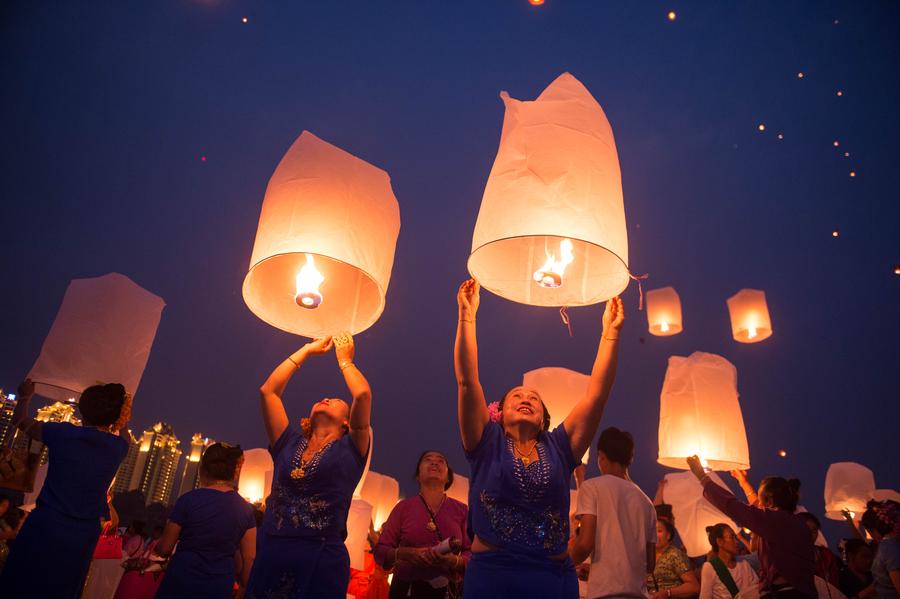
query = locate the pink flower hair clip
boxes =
[487,401,501,423]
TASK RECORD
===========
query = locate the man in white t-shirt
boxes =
[570,427,657,599]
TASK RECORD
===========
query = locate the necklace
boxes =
[290,437,336,479]
[511,439,539,466]
[419,493,446,533]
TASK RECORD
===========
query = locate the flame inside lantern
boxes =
[533,239,575,288]
[660,321,670,333]
[295,254,325,309]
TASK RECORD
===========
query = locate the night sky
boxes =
[2,1,898,542]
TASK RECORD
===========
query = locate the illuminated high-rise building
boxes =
[110,429,141,495]
[0,390,16,448]
[177,433,215,498]
[13,400,82,464]
[129,422,183,506]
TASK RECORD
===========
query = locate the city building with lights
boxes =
[176,433,215,498]
[128,422,183,506]
[110,429,141,495]
[0,390,16,448]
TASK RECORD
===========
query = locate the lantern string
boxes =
[559,307,574,338]
[628,270,649,310]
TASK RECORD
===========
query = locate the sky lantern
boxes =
[467,72,630,307]
[824,462,875,520]
[657,352,750,471]
[447,474,469,505]
[345,499,373,570]
[360,471,400,530]
[663,471,739,557]
[28,273,165,401]
[726,288,773,343]
[645,286,683,336]
[243,131,401,338]
[523,367,591,462]
[237,448,274,504]
[874,489,900,503]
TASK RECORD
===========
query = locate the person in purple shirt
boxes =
[687,456,816,599]
[375,450,471,598]
[154,442,257,598]
[454,279,625,599]
[0,379,130,598]
[245,333,371,599]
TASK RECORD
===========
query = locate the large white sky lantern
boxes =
[447,474,469,506]
[658,352,750,471]
[243,131,401,338]
[824,462,875,520]
[360,471,400,530]
[345,499,373,571]
[523,367,591,463]
[468,72,630,307]
[238,448,274,504]
[727,289,772,343]
[646,287,683,336]
[664,471,739,558]
[28,273,165,401]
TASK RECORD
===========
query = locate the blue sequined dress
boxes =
[463,421,579,598]
[246,426,367,599]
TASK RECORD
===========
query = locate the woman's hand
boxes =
[303,336,333,356]
[333,333,354,367]
[457,279,480,320]
[686,455,707,481]
[729,469,749,483]
[602,296,624,335]
[650,591,668,599]
[399,547,438,567]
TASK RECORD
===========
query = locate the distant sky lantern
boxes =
[833,140,840,147]
[658,352,750,471]
[778,449,787,458]
[797,72,804,78]
[523,367,591,463]
[757,124,765,132]
[849,171,856,178]
[667,11,676,21]
[238,448,274,504]
[243,131,401,338]
[241,16,248,23]
[844,151,850,157]
[360,471,400,530]
[645,286,683,336]
[777,133,784,140]
[468,72,630,307]
[529,0,544,5]
[832,230,840,238]
[726,288,773,343]
[824,462,875,520]
[836,90,843,96]
[894,265,900,275]
[28,273,165,401]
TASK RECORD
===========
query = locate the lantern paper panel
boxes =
[345,499,373,571]
[468,72,630,307]
[447,474,469,506]
[726,289,772,343]
[353,428,374,499]
[238,448,274,504]
[243,131,401,338]
[664,471,739,558]
[646,286,683,336]
[523,367,591,463]
[360,471,400,530]
[28,273,165,401]
[824,462,875,520]
[873,489,900,503]
[657,352,750,471]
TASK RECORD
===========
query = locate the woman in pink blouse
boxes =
[375,451,471,599]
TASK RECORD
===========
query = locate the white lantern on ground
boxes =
[664,471,739,558]
[824,462,875,520]
[345,499,373,571]
[360,471,400,530]
[657,352,750,471]
[243,131,401,338]
[238,448,274,504]
[523,367,591,463]
[646,287,683,336]
[468,72,630,306]
[726,289,772,343]
[447,474,469,505]
[28,273,165,400]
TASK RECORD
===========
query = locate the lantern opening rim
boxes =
[657,457,750,471]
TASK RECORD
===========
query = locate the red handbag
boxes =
[93,530,123,559]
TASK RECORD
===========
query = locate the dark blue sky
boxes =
[2,1,898,541]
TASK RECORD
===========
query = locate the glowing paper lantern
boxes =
[645,286,683,336]
[353,428,374,499]
[243,131,401,337]
[360,470,400,530]
[238,448,274,504]
[657,352,750,471]
[523,367,590,463]
[447,474,469,505]
[345,498,373,570]
[726,289,772,343]
[824,462,875,520]
[28,273,165,401]
[468,72,630,307]
[664,471,738,557]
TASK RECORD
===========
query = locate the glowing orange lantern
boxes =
[523,367,591,463]
[658,352,750,471]
[237,448,274,504]
[243,131,401,338]
[824,462,875,520]
[726,289,773,343]
[360,471,400,530]
[468,72,630,307]
[447,474,469,505]
[645,286,683,336]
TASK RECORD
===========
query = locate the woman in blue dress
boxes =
[154,442,257,598]
[0,379,130,598]
[246,333,372,599]
[453,279,624,598]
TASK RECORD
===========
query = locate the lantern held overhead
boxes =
[238,448,274,504]
[726,289,773,343]
[824,462,875,520]
[663,471,739,558]
[646,286,683,336]
[359,470,400,530]
[468,72,630,307]
[243,131,401,338]
[658,352,750,471]
[523,367,591,463]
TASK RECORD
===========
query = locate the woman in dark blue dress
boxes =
[246,333,372,599]
[0,379,130,598]
[154,442,257,598]
[453,279,624,598]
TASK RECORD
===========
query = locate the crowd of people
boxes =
[0,279,897,599]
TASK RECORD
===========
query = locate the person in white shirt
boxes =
[570,427,657,599]
[700,523,759,599]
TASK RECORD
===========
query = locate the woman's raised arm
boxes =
[455,279,489,452]
[334,333,371,457]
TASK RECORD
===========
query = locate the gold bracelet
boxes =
[340,361,355,371]
[602,336,619,341]
[459,318,475,323]
[287,356,301,368]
